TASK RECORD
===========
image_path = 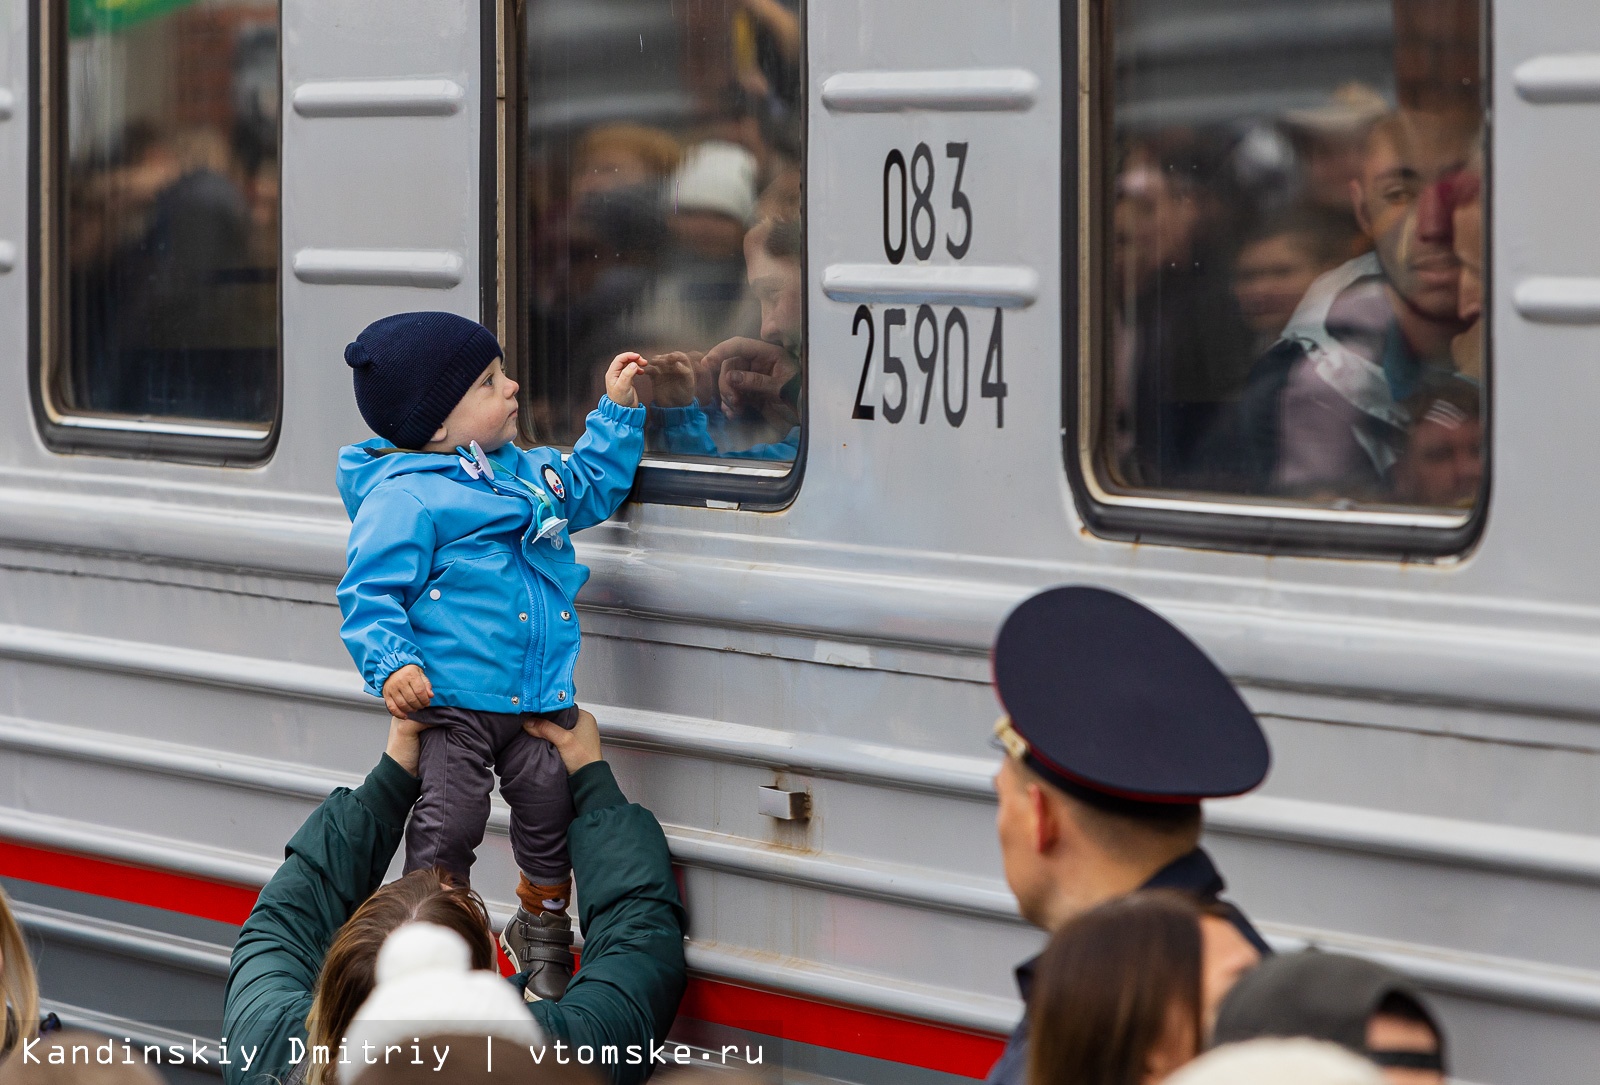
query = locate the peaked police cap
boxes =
[993,585,1269,804]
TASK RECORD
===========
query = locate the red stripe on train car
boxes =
[679,974,1006,1078]
[0,839,1008,1079]
[0,839,260,924]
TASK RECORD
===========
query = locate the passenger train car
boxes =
[0,0,1595,1081]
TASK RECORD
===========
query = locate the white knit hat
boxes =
[343,923,544,1082]
[1166,1039,1386,1085]
[671,140,759,225]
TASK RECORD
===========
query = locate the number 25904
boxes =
[850,305,1006,428]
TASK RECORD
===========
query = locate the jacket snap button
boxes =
[518,612,528,622]
[430,589,441,600]
[512,696,519,705]
[560,610,572,621]
[557,691,567,701]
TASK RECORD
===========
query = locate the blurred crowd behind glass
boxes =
[59,0,280,427]
[523,0,802,465]
[1106,0,1484,512]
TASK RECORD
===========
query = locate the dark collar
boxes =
[1014,955,1038,1002]
[1143,847,1227,899]
[1013,847,1268,1003]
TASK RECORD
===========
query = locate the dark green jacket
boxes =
[223,755,686,1085]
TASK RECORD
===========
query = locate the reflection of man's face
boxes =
[1114,165,1200,296]
[1233,234,1332,337]
[1394,411,1482,507]
[1352,113,1476,326]
[744,222,802,352]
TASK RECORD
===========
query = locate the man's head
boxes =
[994,750,1202,930]
[744,169,803,352]
[1351,112,1479,328]
[346,313,514,452]
[989,586,1269,930]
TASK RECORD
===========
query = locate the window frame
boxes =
[28,0,283,466]
[502,0,808,513]
[1061,0,1492,560]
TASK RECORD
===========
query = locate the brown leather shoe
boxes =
[500,907,574,1001]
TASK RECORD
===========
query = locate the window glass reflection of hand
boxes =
[707,336,800,430]
[643,352,699,408]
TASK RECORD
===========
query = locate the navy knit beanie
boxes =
[345,312,504,449]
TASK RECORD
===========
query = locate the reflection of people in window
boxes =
[68,122,254,419]
[648,168,801,462]
[1110,136,1253,488]
[1279,83,1388,256]
[1391,378,1482,508]
[1231,209,1350,357]
[1220,111,1481,500]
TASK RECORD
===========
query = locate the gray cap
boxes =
[1212,950,1444,1072]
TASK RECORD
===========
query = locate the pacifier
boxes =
[528,486,568,549]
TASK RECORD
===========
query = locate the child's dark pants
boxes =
[403,704,580,885]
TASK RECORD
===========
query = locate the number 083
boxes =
[852,141,1004,428]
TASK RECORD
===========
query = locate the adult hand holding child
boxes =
[525,708,603,774]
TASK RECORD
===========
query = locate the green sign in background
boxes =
[69,0,197,37]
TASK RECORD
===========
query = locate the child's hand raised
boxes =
[383,664,433,719]
[604,352,644,409]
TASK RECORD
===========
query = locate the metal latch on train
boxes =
[758,785,810,821]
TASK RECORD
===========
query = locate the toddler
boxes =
[335,311,646,1000]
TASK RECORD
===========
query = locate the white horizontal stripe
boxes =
[16,899,233,975]
[666,824,1024,923]
[1514,55,1600,103]
[51,414,270,441]
[822,263,1039,308]
[1267,922,1600,1018]
[0,804,278,887]
[820,68,1038,112]
[1514,276,1600,324]
[638,455,789,478]
[292,78,466,117]
[292,248,464,288]
[0,240,15,273]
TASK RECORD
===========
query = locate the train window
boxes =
[36,0,280,457]
[1080,0,1486,553]
[517,0,803,504]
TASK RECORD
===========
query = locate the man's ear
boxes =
[1350,178,1371,237]
[1028,783,1060,855]
[430,424,448,444]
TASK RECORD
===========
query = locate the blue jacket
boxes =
[336,396,645,714]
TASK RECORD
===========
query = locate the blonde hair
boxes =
[0,886,40,1055]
